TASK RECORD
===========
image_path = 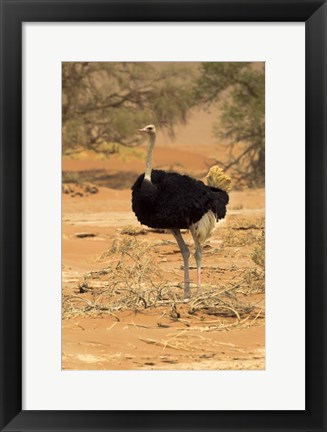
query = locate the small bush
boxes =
[251,230,265,268]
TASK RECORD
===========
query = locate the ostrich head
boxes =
[139,124,156,135]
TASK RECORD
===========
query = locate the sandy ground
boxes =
[62,141,265,370]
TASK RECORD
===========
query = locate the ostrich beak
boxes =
[139,128,146,133]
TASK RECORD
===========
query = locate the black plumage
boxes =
[132,169,229,230]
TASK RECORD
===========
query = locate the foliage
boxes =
[62,62,193,155]
[195,62,265,188]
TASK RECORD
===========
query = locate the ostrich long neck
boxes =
[144,134,156,181]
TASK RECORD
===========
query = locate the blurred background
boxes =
[62,62,265,190]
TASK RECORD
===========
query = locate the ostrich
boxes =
[131,124,230,299]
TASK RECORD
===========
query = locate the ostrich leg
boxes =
[189,225,203,291]
[171,229,190,299]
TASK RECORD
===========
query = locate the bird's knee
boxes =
[182,247,190,261]
[194,248,202,263]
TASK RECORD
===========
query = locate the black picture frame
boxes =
[0,1,326,431]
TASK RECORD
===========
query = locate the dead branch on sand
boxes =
[63,235,265,332]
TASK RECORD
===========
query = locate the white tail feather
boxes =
[191,210,216,244]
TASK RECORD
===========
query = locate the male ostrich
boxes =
[131,124,230,299]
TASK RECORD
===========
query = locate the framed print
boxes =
[0,1,326,431]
